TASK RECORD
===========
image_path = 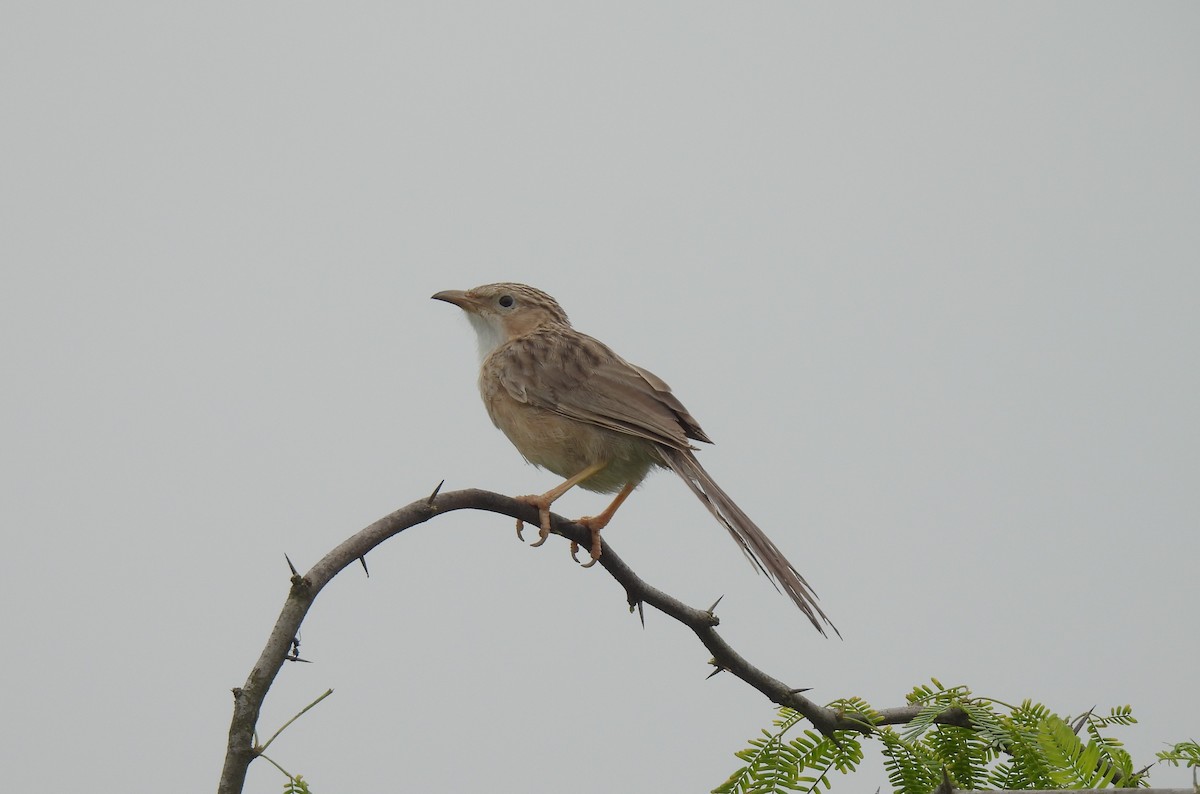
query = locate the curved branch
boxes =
[217,487,924,792]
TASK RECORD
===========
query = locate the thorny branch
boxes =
[216,487,1172,793]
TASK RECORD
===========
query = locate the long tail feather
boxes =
[659,447,838,637]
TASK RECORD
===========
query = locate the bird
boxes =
[432,282,835,635]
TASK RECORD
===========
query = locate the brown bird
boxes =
[433,282,834,635]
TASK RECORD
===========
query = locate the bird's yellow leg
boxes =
[515,460,608,546]
[572,480,638,568]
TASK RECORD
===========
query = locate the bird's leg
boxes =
[572,480,638,568]
[515,460,608,546]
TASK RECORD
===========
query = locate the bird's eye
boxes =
[498,295,515,308]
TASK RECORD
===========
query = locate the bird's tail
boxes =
[658,447,837,637]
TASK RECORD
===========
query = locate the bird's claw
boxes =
[514,495,602,568]
[515,495,554,547]
[573,518,604,568]
[529,510,552,547]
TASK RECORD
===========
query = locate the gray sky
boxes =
[2,4,1197,792]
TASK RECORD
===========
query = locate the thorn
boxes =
[358,555,370,577]
[1071,707,1095,734]
[788,687,814,694]
[706,595,725,614]
[625,590,646,627]
[285,554,299,577]
[706,663,726,680]
[426,479,445,505]
[285,636,310,663]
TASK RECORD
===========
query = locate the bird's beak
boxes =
[431,289,479,313]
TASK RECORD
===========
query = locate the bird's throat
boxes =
[466,312,508,362]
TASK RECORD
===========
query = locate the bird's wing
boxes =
[490,328,710,451]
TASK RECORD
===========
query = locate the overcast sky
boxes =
[2,4,1197,792]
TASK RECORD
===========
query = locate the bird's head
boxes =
[432,282,571,359]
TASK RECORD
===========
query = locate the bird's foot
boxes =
[570,517,605,568]
[514,494,554,547]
